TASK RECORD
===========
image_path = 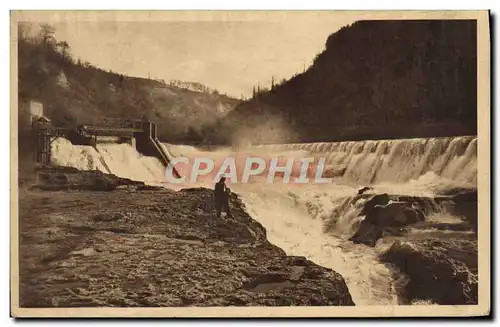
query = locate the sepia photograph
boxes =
[10,10,490,318]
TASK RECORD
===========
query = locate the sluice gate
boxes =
[32,117,181,178]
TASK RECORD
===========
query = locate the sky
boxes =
[47,13,355,98]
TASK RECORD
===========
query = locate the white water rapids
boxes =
[50,135,477,305]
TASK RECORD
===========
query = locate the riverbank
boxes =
[18,167,354,307]
[344,190,478,305]
[17,166,479,307]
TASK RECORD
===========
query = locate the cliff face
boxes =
[215,20,477,144]
[168,80,217,94]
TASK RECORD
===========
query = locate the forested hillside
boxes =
[211,20,477,145]
[17,23,240,144]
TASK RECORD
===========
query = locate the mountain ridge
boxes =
[209,20,477,145]
[17,23,241,144]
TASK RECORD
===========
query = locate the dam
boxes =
[47,133,477,305]
[31,116,180,178]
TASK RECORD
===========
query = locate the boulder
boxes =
[357,186,373,195]
[402,206,426,224]
[393,195,439,215]
[360,193,390,215]
[322,165,347,178]
[349,194,428,247]
[380,238,478,305]
[20,186,356,307]
[349,219,408,247]
[349,221,383,247]
[365,201,426,227]
[452,188,477,211]
[32,166,146,191]
[435,190,477,231]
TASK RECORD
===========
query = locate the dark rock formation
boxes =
[450,190,478,232]
[19,176,354,307]
[364,202,425,227]
[349,193,429,246]
[348,191,478,305]
[32,166,146,191]
[349,223,384,247]
[357,186,372,195]
[379,238,478,305]
[323,166,347,178]
[359,193,390,216]
[435,189,478,231]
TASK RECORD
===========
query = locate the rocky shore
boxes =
[380,238,477,305]
[18,166,479,307]
[345,189,478,305]
[19,167,354,307]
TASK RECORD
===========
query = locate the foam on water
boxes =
[50,136,477,305]
[230,182,402,305]
[253,136,477,186]
[52,138,167,184]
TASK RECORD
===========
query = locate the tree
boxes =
[56,41,70,59]
[18,22,32,41]
[39,24,56,45]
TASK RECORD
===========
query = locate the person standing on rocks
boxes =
[223,186,231,218]
[214,176,230,218]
